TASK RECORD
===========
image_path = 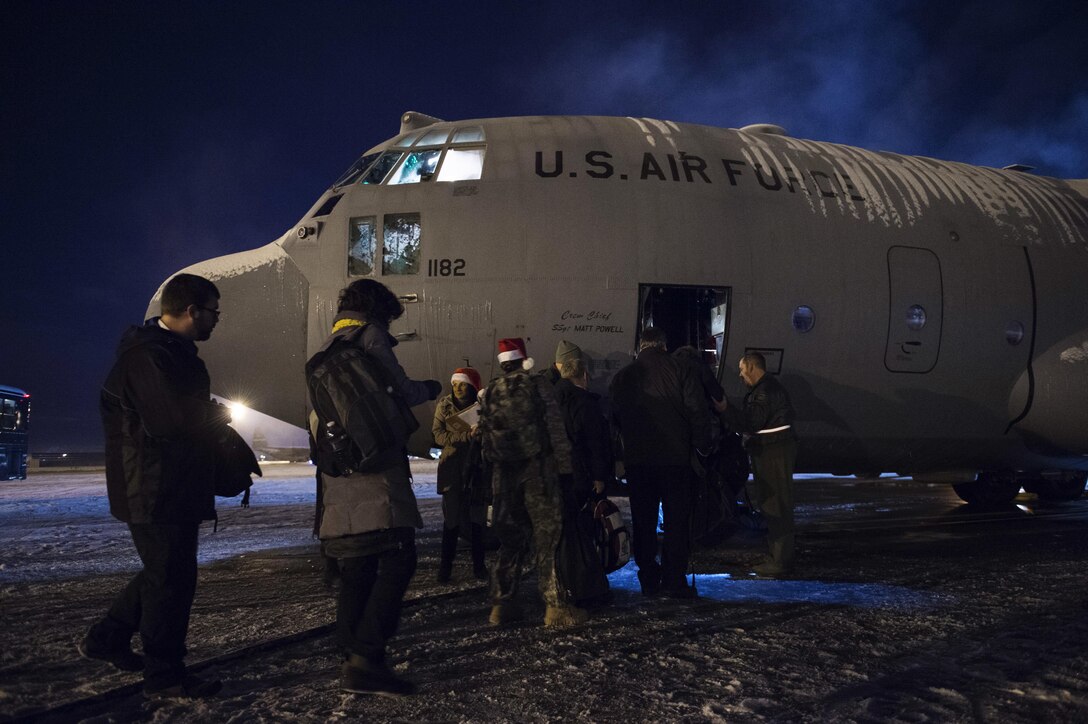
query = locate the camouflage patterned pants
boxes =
[489,456,563,607]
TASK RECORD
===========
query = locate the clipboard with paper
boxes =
[446,402,480,434]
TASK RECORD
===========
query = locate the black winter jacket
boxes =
[554,378,612,499]
[609,347,712,466]
[101,320,226,524]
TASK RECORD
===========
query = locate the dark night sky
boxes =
[3,0,1086,451]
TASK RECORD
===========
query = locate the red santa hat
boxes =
[450,367,482,390]
[497,337,534,370]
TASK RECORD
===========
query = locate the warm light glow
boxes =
[228,401,249,422]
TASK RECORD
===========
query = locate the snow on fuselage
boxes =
[156,112,1088,476]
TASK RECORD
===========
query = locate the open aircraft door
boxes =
[885,246,943,373]
[637,284,731,378]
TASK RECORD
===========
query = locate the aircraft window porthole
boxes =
[905,305,927,331]
[792,305,815,333]
[1006,321,1025,346]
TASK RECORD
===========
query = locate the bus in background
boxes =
[1,386,30,480]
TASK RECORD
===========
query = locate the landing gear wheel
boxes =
[952,473,1021,506]
[1025,473,1086,502]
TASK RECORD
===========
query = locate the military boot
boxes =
[543,604,589,628]
[488,600,524,626]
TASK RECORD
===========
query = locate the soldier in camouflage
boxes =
[478,337,587,628]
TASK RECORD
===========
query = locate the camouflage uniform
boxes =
[479,369,572,607]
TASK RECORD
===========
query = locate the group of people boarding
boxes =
[81,275,796,700]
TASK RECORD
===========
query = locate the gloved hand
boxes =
[424,379,443,400]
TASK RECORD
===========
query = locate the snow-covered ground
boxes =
[2,464,1087,722]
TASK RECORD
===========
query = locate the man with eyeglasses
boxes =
[81,273,231,699]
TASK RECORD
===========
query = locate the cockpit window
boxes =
[348,217,376,276]
[437,148,486,182]
[383,213,421,275]
[394,131,422,147]
[333,152,380,188]
[388,150,441,185]
[311,194,343,218]
[340,126,488,187]
[416,128,450,146]
[361,152,403,185]
[451,126,484,143]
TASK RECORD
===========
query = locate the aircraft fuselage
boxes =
[161,113,1088,477]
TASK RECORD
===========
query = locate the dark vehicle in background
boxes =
[1,386,30,480]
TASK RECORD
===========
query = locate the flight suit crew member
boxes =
[610,327,711,598]
[83,273,229,699]
[718,352,798,577]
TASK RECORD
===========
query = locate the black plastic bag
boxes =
[555,501,610,607]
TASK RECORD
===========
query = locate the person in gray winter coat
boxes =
[310,279,441,697]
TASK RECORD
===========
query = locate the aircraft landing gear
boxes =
[952,472,1021,506]
[1022,472,1087,502]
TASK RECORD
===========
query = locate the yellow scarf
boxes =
[331,318,367,333]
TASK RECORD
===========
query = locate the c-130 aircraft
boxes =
[152,111,1088,506]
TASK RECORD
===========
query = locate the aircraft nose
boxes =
[149,242,310,428]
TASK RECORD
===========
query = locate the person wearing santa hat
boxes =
[478,337,588,628]
[432,366,488,583]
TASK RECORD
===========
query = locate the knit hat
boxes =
[555,339,582,366]
[497,337,534,370]
[450,367,482,391]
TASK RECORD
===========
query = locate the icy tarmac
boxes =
[2,463,1088,722]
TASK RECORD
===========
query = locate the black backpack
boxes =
[305,326,420,476]
[213,425,262,506]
